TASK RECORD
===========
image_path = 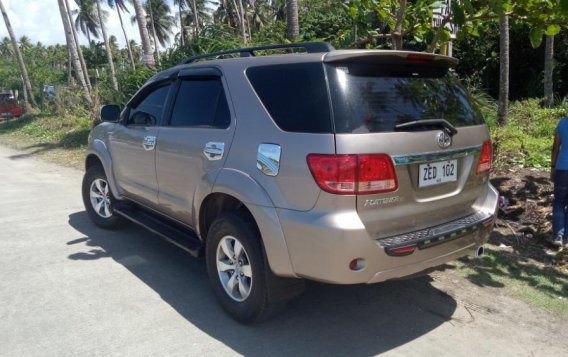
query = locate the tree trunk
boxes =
[179,1,184,45]
[392,0,407,50]
[67,47,74,85]
[117,6,135,71]
[238,0,247,42]
[286,0,299,41]
[64,0,92,93]
[95,0,118,91]
[229,0,243,40]
[147,0,161,65]
[132,0,155,70]
[190,0,200,38]
[544,35,554,108]
[57,0,92,105]
[498,14,509,125]
[0,0,36,108]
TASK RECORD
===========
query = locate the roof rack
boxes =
[181,42,335,64]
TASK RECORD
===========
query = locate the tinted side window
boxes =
[246,63,332,133]
[127,84,171,126]
[169,79,230,128]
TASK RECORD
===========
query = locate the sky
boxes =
[0,0,180,48]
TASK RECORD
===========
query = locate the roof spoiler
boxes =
[324,50,459,67]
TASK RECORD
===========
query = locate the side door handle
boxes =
[203,142,225,161]
[143,135,156,151]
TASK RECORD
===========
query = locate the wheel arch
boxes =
[85,140,121,199]
[198,169,296,278]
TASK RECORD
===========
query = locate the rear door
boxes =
[325,55,490,238]
[155,68,234,227]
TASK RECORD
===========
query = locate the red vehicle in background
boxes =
[0,93,23,119]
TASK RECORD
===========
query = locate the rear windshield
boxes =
[326,63,485,133]
[246,63,332,133]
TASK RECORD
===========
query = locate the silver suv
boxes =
[82,42,498,323]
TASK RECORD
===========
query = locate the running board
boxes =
[115,206,203,258]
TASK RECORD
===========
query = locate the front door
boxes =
[110,83,173,208]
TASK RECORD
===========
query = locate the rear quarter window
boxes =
[246,63,332,133]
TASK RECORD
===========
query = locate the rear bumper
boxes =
[276,184,498,284]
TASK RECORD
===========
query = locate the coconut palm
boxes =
[57,0,92,105]
[70,0,96,93]
[498,14,509,125]
[179,0,212,41]
[131,0,155,69]
[286,0,298,40]
[174,0,188,44]
[132,0,175,48]
[18,36,32,52]
[108,0,135,70]
[73,0,101,44]
[0,36,14,58]
[0,0,36,107]
[94,0,118,91]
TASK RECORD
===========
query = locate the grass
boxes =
[488,99,568,169]
[457,247,568,316]
[0,112,91,169]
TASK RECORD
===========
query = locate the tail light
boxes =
[306,154,398,195]
[476,140,493,176]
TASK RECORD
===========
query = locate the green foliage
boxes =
[160,25,243,69]
[490,99,568,168]
[97,66,154,106]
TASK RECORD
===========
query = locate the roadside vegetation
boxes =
[1,0,568,316]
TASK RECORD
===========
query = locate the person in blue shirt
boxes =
[550,116,568,247]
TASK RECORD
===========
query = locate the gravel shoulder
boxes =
[0,144,566,357]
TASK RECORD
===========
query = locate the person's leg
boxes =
[553,170,568,246]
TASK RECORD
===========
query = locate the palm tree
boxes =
[544,35,554,107]
[69,0,94,93]
[174,0,187,44]
[132,0,174,49]
[286,0,298,41]
[18,36,31,52]
[189,0,200,38]
[57,0,92,105]
[73,0,100,44]
[94,0,118,91]
[0,36,14,58]
[0,0,37,107]
[179,0,211,42]
[131,0,155,69]
[108,0,135,70]
[498,14,509,125]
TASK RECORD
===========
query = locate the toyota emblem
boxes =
[437,131,452,148]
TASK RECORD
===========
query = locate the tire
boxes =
[206,213,288,324]
[82,165,126,230]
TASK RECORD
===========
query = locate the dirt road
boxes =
[0,145,565,356]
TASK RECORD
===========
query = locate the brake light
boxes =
[476,140,493,176]
[307,154,398,195]
[406,53,434,63]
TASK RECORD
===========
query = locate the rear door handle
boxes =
[143,136,156,151]
[203,142,225,161]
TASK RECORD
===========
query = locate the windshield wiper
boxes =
[394,119,458,136]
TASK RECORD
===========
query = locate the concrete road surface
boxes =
[0,145,564,356]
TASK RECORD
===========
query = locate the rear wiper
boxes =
[395,119,458,136]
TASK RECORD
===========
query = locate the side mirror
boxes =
[100,104,121,122]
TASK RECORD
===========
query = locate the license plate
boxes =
[419,160,457,187]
